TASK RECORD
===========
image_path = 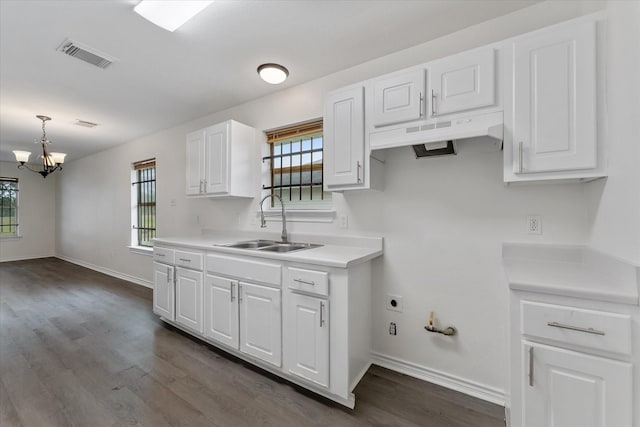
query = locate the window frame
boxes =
[130,159,156,249]
[0,177,19,238]
[262,119,332,210]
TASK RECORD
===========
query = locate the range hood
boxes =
[369,111,503,158]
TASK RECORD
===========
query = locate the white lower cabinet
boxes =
[239,282,282,367]
[153,262,175,320]
[154,246,375,408]
[510,293,637,427]
[523,341,632,427]
[175,267,203,334]
[285,292,329,387]
[204,274,239,349]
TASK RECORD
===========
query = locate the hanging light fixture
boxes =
[13,115,66,179]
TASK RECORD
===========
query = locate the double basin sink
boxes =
[219,239,322,253]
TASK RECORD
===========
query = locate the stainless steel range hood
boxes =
[369,111,503,158]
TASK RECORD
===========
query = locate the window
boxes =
[263,119,331,209]
[131,159,156,247]
[0,177,18,237]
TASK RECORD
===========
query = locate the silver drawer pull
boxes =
[156,253,165,257]
[179,258,191,262]
[547,322,605,336]
[294,278,315,286]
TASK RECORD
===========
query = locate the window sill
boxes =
[0,235,21,240]
[128,246,153,256]
[258,209,336,224]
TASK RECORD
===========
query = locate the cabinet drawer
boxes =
[175,250,203,271]
[287,267,328,296]
[207,254,280,286]
[154,247,175,264]
[521,301,632,355]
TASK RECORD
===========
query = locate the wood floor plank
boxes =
[0,258,506,427]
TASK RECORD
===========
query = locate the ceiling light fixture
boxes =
[134,1,214,32]
[257,63,289,85]
[13,115,66,179]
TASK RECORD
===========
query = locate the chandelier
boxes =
[13,115,66,178]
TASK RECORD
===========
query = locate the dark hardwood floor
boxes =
[0,258,505,427]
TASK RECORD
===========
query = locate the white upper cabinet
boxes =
[323,85,366,189]
[185,120,256,197]
[506,18,601,182]
[429,48,495,117]
[186,130,205,195]
[371,68,425,127]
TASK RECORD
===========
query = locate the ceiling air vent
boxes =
[74,119,99,128]
[57,38,114,69]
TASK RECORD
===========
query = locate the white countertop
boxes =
[502,243,640,306]
[153,230,384,269]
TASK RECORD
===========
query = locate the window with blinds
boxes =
[263,119,331,208]
[131,159,156,247]
[0,177,18,237]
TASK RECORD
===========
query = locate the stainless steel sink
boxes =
[259,243,322,253]
[219,240,321,253]
[225,240,278,249]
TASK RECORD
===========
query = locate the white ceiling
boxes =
[0,0,537,163]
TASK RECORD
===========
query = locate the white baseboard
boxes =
[56,255,152,289]
[0,254,56,263]
[370,351,505,406]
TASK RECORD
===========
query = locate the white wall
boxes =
[0,161,56,261]
[586,1,640,264]
[56,0,620,400]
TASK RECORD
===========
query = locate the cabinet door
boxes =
[523,342,632,427]
[323,86,364,188]
[513,20,596,174]
[285,293,329,387]
[175,268,203,334]
[204,123,229,194]
[204,274,239,349]
[429,48,495,117]
[239,282,281,367]
[186,130,205,195]
[153,262,174,321]
[372,69,425,127]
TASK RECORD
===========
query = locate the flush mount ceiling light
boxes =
[134,1,213,32]
[13,115,66,179]
[257,63,289,85]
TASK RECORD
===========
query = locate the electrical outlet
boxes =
[339,215,348,229]
[386,294,403,312]
[527,215,542,235]
[389,322,397,335]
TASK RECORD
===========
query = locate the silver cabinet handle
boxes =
[199,179,203,193]
[320,301,325,327]
[238,284,242,302]
[419,91,423,117]
[230,282,235,302]
[431,89,436,115]
[294,278,315,286]
[518,141,524,173]
[156,253,165,257]
[547,322,605,336]
[528,346,534,387]
[166,267,170,284]
[356,161,362,183]
[178,258,191,262]
[203,179,207,193]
